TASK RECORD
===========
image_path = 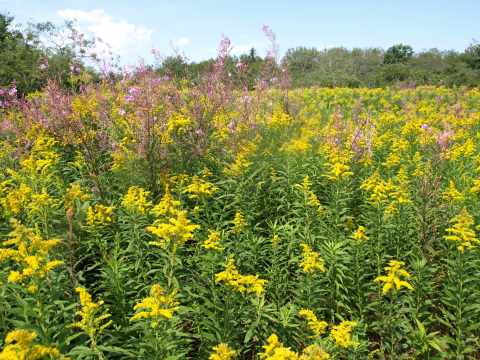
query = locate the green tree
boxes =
[383,44,414,65]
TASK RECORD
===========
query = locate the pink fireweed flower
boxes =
[119,110,126,116]
[236,62,243,67]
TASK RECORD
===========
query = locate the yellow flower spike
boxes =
[148,210,200,255]
[63,183,90,215]
[130,284,179,328]
[215,258,268,296]
[330,321,360,349]
[231,213,246,233]
[442,181,464,203]
[271,234,279,246]
[150,185,181,218]
[446,206,479,251]
[209,343,236,360]
[0,329,61,360]
[299,244,325,274]
[121,186,152,214]
[202,231,224,250]
[67,287,112,342]
[301,344,330,360]
[86,205,115,227]
[259,334,283,359]
[183,175,219,198]
[374,260,413,294]
[351,226,369,244]
[299,310,328,337]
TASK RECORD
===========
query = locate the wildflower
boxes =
[209,343,236,360]
[301,344,330,359]
[148,210,200,254]
[374,260,413,294]
[183,175,219,198]
[202,231,224,250]
[307,192,324,212]
[150,185,180,218]
[68,287,112,337]
[86,205,115,227]
[231,213,246,233]
[130,284,179,328]
[299,244,325,274]
[442,181,464,203]
[27,188,61,219]
[0,219,63,285]
[121,186,152,214]
[0,329,61,360]
[329,321,360,348]
[445,206,479,251]
[271,234,279,246]
[351,226,369,244]
[259,334,283,359]
[63,183,90,214]
[215,258,268,296]
[299,310,328,337]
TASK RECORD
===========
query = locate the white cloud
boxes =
[179,37,189,46]
[57,9,153,56]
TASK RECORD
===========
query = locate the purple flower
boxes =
[228,71,232,77]
[129,87,138,95]
[124,95,134,103]
[119,110,126,116]
[8,88,17,96]
[236,62,243,67]
[195,129,204,135]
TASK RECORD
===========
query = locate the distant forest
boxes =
[2,11,480,95]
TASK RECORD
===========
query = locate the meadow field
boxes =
[1,52,480,359]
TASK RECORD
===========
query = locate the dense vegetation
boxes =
[1,19,480,360]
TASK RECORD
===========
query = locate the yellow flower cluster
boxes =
[63,183,90,214]
[299,244,325,274]
[299,310,328,337]
[27,188,60,219]
[68,287,112,337]
[231,213,246,233]
[329,321,360,349]
[209,343,237,360]
[0,219,63,287]
[260,334,329,360]
[130,284,179,328]
[445,206,480,251]
[442,181,464,203]
[271,234,279,246]
[215,258,268,296]
[148,210,200,254]
[183,175,219,198]
[351,226,369,244]
[0,330,61,360]
[322,151,353,182]
[202,231,224,250]
[360,173,395,206]
[121,186,152,214]
[374,260,413,294]
[86,205,115,227]
[150,185,180,218]
[0,182,32,216]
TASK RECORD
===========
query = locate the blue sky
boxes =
[2,0,479,66]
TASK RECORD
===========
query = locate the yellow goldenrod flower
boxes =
[231,213,246,233]
[150,185,181,218]
[442,181,464,203]
[202,231,224,250]
[148,210,200,255]
[209,343,236,360]
[183,175,219,198]
[299,244,325,274]
[351,226,369,244]
[63,183,90,215]
[68,287,112,336]
[445,206,480,251]
[0,329,61,360]
[271,235,279,246]
[329,321,360,349]
[301,344,330,360]
[121,186,152,214]
[259,334,283,359]
[0,219,63,286]
[215,258,268,296]
[374,260,413,294]
[299,310,328,337]
[130,284,179,328]
[86,205,115,227]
